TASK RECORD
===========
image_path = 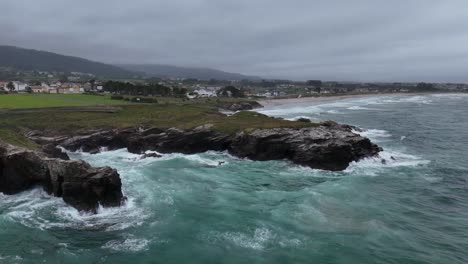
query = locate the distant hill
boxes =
[0,45,136,79]
[119,64,261,81]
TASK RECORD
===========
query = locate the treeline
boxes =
[217,86,245,97]
[103,81,187,97]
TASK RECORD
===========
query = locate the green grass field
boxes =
[0,94,128,109]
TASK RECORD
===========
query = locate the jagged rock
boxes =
[46,120,381,171]
[222,101,263,111]
[41,144,70,160]
[0,141,124,213]
[140,153,162,159]
[229,123,382,171]
[127,127,231,154]
[297,118,311,123]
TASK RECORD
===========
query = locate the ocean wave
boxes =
[354,128,392,141]
[2,187,150,232]
[156,152,229,167]
[365,95,433,106]
[56,197,150,231]
[347,106,373,110]
[258,105,323,117]
[287,115,317,122]
[259,95,438,119]
[325,109,342,114]
[345,149,430,174]
[430,93,468,99]
[205,228,275,250]
[102,238,150,252]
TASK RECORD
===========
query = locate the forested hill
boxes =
[0,45,136,78]
[119,64,261,81]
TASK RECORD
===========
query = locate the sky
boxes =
[1,0,468,82]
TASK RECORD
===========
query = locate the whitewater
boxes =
[1,93,467,264]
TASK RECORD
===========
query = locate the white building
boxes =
[193,89,217,97]
[8,81,28,92]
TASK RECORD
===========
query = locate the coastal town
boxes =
[1,75,468,98]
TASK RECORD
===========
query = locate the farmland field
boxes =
[0,94,128,109]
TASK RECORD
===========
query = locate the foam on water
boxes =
[354,128,392,141]
[347,105,373,110]
[102,238,150,252]
[346,149,430,174]
[2,187,150,231]
[258,95,439,120]
[287,115,321,122]
[205,228,275,250]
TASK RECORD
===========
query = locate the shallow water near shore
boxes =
[1,93,468,263]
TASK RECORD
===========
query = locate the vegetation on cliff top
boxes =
[0,94,316,149]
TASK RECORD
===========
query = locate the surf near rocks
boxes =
[34,121,382,172]
[0,141,124,213]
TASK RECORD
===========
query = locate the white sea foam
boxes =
[345,149,430,174]
[258,105,323,117]
[56,197,150,231]
[216,228,275,250]
[287,115,317,122]
[353,129,392,143]
[2,186,150,232]
[347,106,373,110]
[102,238,150,252]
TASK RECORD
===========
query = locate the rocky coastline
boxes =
[31,120,381,171]
[1,119,381,213]
[0,141,124,213]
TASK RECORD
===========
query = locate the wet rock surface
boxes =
[221,101,263,111]
[0,141,124,213]
[31,121,381,171]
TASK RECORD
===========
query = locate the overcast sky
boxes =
[1,0,468,81]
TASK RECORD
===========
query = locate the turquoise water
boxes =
[1,94,468,263]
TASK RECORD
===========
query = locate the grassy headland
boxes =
[0,94,315,149]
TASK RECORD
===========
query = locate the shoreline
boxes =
[258,92,455,108]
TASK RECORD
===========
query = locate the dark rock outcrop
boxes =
[140,153,162,159]
[33,121,381,171]
[229,122,381,171]
[296,118,311,123]
[41,144,70,160]
[0,141,124,213]
[221,101,263,112]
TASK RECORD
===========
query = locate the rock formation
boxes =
[221,101,263,112]
[1,119,381,213]
[0,141,124,213]
[31,121,381,171]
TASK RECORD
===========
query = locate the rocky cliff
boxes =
[31,121,381,171]
[0,141,124,213]
[0,120,381,213]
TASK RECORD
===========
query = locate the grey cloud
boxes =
[1,0,468,82]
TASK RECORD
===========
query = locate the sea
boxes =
[1,93,467,264]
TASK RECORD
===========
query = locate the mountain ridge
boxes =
[0,45,261,81]
[118,64,261,81]
[0,45,136,79]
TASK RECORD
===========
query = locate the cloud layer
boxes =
[2,0,468,81]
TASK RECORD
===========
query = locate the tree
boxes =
[306,80,322,93]
[89,79,96,91]
[25,86,33,93]
[416,82,434,91]
[173,87,188,97]
[7,82,15,92]
[217,86,245,98]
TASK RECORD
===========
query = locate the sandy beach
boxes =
[258,92,438,107]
